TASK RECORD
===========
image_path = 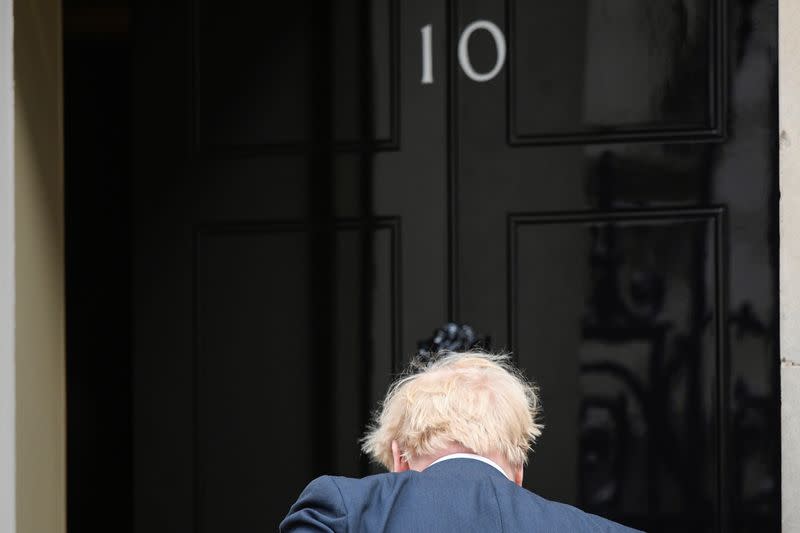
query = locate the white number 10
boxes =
[420,20,507,85]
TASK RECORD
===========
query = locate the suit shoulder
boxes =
[280,476,348,532]
[325,470,424,515]
[325,470,407,497]
[507,485,643,532]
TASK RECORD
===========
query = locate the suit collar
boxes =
[428,453,512,480]
[423,455,512,482]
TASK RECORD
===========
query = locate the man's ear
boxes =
[391,440,409,472]
[513,465,524,487]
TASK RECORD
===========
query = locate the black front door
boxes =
[132,1,779,531]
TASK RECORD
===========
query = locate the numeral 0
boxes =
[420,20,507,85]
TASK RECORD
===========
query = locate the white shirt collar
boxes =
[428,453,512,480]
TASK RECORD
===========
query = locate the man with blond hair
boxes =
[281,351,641,532]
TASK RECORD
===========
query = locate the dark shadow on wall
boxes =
[64,3,133,532]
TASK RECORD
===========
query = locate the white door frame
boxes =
[0,0,16,530]
[781,1,800,531]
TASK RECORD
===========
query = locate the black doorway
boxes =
[64,2,133,532]
[65,1,781,532]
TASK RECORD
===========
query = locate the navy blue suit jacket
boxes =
[281,458,643,532]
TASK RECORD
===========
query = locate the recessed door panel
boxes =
[196,230,314,530]
[509,0,718,143]
[511,212,722,532]
[193,0,397,150]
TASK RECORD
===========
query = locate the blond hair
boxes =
[361,351,543,469]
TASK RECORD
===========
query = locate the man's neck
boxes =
[407,445,516,480]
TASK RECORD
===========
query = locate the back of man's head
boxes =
[361,351,543,470]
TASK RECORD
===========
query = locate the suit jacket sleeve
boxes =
[280,476,348,533]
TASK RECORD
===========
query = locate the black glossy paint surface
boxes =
[131,1,779,532]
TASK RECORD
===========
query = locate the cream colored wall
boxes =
[13,0,65,532]
[782,1,800,531]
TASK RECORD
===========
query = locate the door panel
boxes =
[193,2,314,147]
[133,0,778,531]
[196,229,314,529]
[511,211,723,531]
[194,0,398,149]
[509,0,719,142]
[194,222,399,527]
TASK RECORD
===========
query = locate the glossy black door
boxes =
[132,1,779,531]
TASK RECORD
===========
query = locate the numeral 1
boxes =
[421,24,434,84]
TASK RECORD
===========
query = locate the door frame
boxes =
[0,0,66,532]
[0,0,16,529]
[780,0,800,530]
